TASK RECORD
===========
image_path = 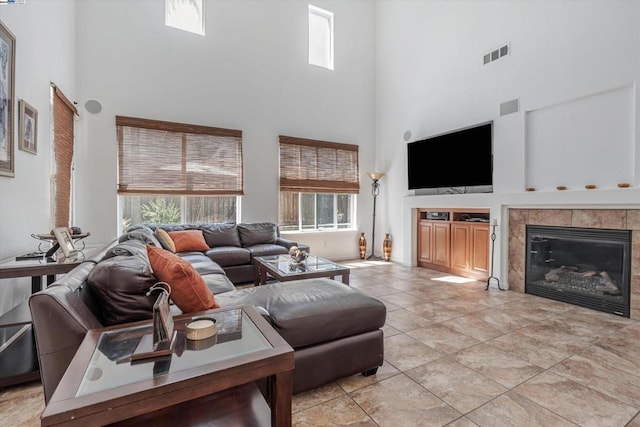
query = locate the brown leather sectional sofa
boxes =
[29,226,386,404]
[129,222,310,285]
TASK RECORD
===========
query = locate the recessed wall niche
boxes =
[525,85,634,191]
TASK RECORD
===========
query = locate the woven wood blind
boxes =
[52,86,77,228]
[279,135,360,194]
[116,116,244,196]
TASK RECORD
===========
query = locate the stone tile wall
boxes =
[507,208,640,319]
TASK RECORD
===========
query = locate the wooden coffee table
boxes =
[254,254,350,286]
[40,305,294,426]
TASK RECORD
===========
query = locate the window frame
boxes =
[165,0,205,36]
[117,194,241,234]
[308,4,334,70]
[278,135,359,232]
[51,84,78,229]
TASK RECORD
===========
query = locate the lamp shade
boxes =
[367,172,385,181]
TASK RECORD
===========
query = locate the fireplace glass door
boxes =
[525,225,631,317]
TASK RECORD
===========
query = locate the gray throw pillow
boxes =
[237,222,277,247]
[118,228,161,248]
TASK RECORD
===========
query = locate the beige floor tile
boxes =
[453,344,543,389]
[437,314,503,342]
[433,298,491,315]
[379,292,429,308]
[293,395,376,426]
[385,308,433,332]
[497,302,559,322]
[514,371,638,426]
[466,392,578,426]
[446,417,479,427]
[468,307,533,333]
[408,287,465,301]
[563,305,634,328]
[383,333,443,371]
[405,302,466,323]
[580,341,640,377]
[292,382,345,413]
[406,358,507,414]
[514,323,595,354]
[485,331,572,369]
[0,382,43,427]
[628,413,640,427]
[7,262,640,426]
[350,374,461,427]
[551,353,640,407]
[407,324,481,354]
[337,361,401,393]
[357,284,404,298]
[381,323,402,337]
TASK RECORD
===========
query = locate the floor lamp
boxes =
[367,172,385,260]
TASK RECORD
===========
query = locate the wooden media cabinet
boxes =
[417,208,490,281]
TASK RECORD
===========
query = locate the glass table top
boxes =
[75,308,271,397]
[256,254,347,277]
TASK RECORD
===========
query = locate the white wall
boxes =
[0,0,76,315]
[74,0,376,261]
[376,0,640,287]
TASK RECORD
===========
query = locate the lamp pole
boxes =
[367,172,385,260]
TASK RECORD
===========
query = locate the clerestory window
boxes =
[308,4,334,70]
[165,0,205,36]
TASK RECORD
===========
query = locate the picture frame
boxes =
[0,19,15,177]
[18,99,37,154]
[52,227,78,258]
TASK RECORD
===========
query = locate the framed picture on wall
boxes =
[0,19,15,177]
[18,99,37,154]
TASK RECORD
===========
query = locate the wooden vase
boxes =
[359,233,367,260]
[383,233,392,262]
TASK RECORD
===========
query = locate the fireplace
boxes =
[525,225,631,317]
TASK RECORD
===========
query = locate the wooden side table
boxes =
[41,305,294,426]
[0,241,114,388]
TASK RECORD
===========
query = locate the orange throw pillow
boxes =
[168,230,210,253]
[146,245,219,313]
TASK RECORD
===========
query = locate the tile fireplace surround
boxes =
[507,208,640,319]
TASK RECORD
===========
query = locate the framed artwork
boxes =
[52,227,78,258]
[18,99,37,154]
[0,19,15,177]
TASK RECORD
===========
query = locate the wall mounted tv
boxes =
[407,121,493,191]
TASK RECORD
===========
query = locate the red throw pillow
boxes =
[146,245,219,313]
[168,230,210,252]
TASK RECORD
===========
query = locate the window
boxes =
[116,116,242,229]
[51,84,78,228]
[308,4,334,70]
[279,136,359,231]
[165,0,204,35]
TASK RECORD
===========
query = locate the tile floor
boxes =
[3,260,640,426]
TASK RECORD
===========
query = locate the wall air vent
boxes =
[483,43,510,65]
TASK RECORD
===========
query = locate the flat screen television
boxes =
[407,121,493,190]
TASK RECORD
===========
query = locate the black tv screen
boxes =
[407,122,493,190]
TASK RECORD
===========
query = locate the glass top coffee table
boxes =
[40,305,294,426]
[254,254,350,286]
